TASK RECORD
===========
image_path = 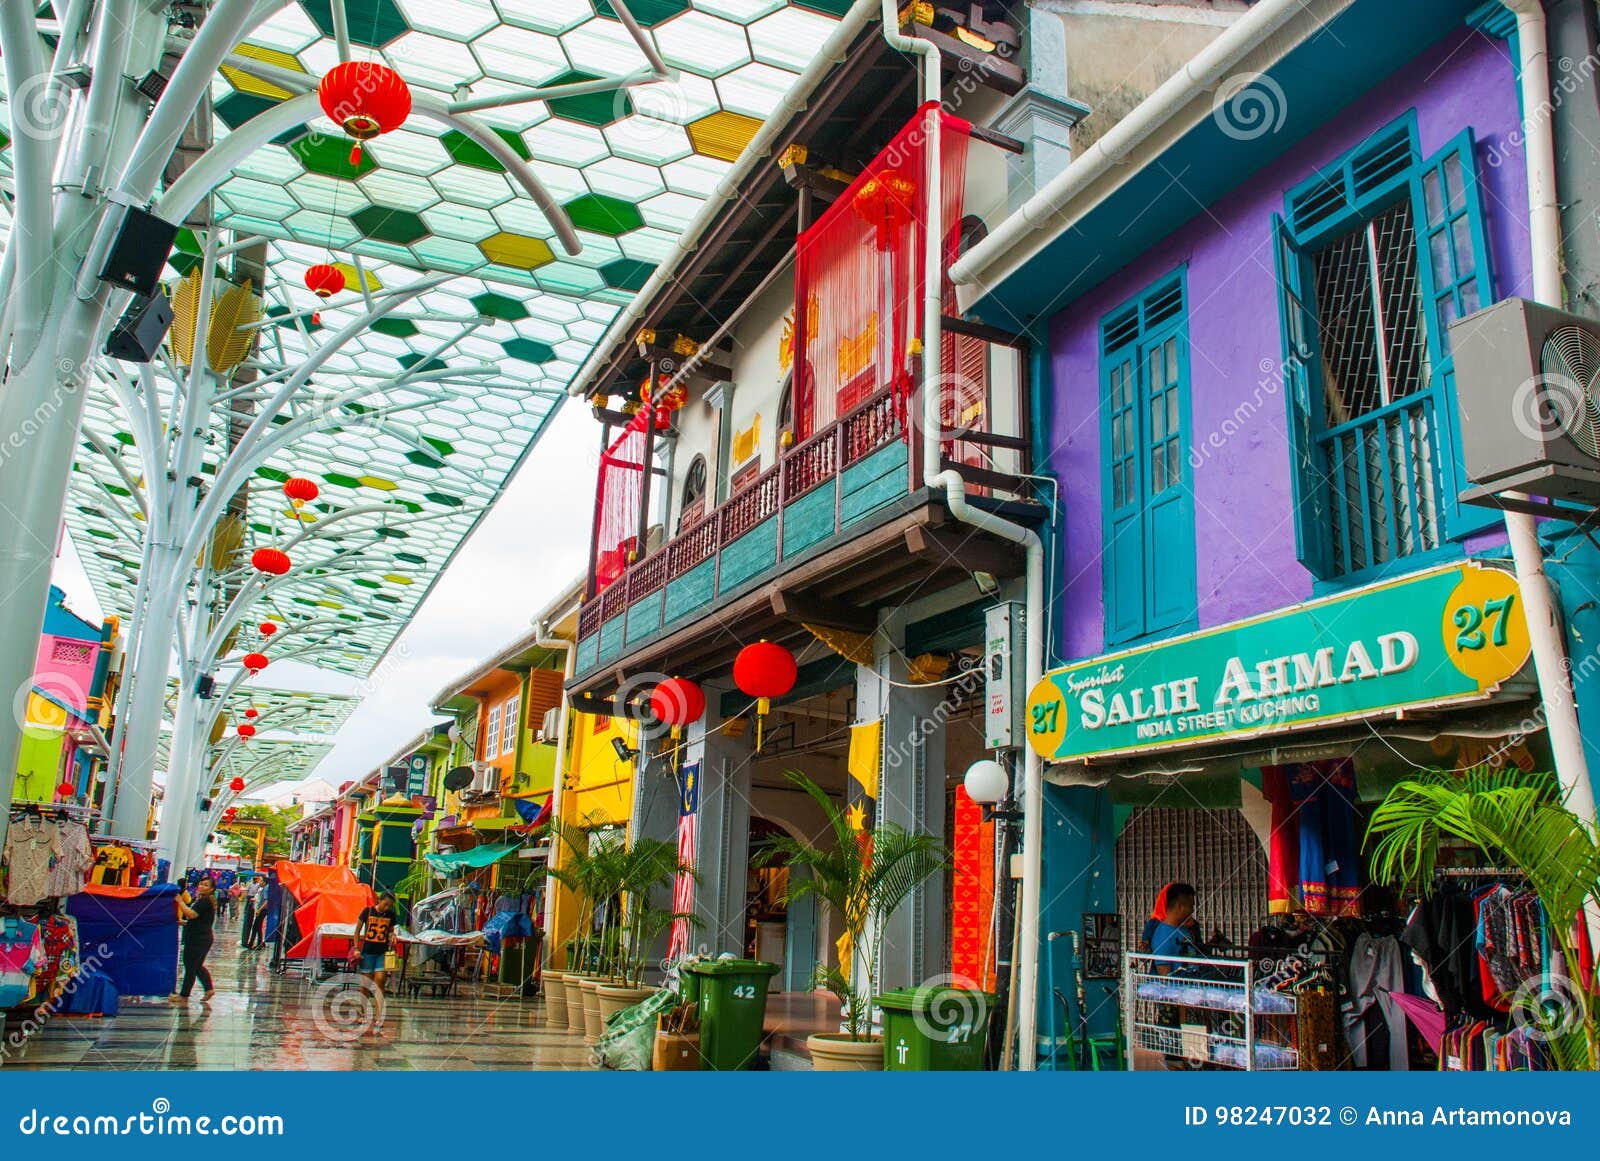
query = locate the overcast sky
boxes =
[54,401,601,795]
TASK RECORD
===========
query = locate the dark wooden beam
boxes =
[767,586,876,633]
[916,26,1025,95]
[905,521,1025,577]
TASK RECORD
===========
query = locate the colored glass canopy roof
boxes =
[1,1,850,764]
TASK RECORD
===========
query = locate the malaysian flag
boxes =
[666,761,700,961]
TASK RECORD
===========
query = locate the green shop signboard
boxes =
[1025,561,1532,764]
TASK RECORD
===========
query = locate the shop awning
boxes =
[426,843,521,872]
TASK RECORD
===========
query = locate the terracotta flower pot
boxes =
[807,1033,884,1072]
[654,1030,702,1071]
[543,970,569,1026]
[579,976,606,1044]
[564,975,591,1035]
[595,982,655,1024]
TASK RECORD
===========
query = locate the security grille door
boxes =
[1115,806,1268,950]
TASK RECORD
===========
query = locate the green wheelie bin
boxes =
[683,959,779,1070]
[876,986,996,1070]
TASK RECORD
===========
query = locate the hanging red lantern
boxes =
[304,263,345,300]
[734,640,797,752]
[236,723,257,739]
[640,375,687,412]
[852,168,917,250]
[223,807,237,820]
[242,652,269,674]
[251,547,292,576]
[650,677,706,728]
[653,404,673,430]
[229,776,246,793]
[318,61,412,166]
[258,622,277,638]
[243,708,259,720]
[283,477,320,509]
[734,641,798,701]
[55,781,76,800]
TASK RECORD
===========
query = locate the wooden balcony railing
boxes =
[580,323,1033,647]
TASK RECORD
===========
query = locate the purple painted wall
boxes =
[1047,29,1528,665]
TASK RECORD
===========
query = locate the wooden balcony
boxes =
[572,373,1040,699]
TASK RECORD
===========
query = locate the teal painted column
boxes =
[1038,783,1118,1064]
[1544,532,1600,803]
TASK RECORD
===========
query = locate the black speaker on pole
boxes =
[96,205,179,297]
[104,292,174,363]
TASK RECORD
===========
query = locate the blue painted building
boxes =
[958,0,1600,1065]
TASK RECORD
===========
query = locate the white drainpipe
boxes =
[880,0,1049,1070]
[1502,0,1597,824]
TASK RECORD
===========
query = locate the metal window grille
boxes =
[1115,806,1268,951]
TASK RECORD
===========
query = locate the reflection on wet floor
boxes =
[4,915,592,1071]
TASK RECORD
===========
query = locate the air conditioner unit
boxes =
[470,760,496,795]
[1451,297,1600,508]
[539,706,560,744]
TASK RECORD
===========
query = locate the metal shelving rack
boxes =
[1124,952,1300,1071]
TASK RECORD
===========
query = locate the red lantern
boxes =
[650,677,706,727]
[258,622,277,638]
[55,781,76,800]
[640,375,687,412]
[223,807,237,820]
[237,723,257,739]
[242,652,269,674]
[735,640,797,752]
[243,708,259,720]
[283,477,320,508]
[229,777,246,793]
[304,263,345,300]
[319,61,411,165]
[852,168,917,250]
[251,547,292,575]
[734,641,797,700]
[653,404,673,430]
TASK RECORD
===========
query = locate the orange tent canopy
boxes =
[277,863,375,959]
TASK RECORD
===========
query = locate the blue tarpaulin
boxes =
[66,883,180,998]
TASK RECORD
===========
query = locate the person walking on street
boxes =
[353,893,399,1033]
[249,876,270,949]
[170,877,218,1003]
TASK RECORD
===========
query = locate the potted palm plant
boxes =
[546,820,627,1041]
[595,836,696,1023]
[760,771,948,1071]
[1367,765,1599,1071]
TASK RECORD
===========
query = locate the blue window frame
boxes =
[1275,112,1497,583]
[1100,271,1197,646]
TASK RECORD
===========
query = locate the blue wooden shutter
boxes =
[1272,212,1335,579]
[1102,347,1144,644]
[1142,325,1195,632]
[1409,129,1498,540]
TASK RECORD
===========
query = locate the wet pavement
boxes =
[4,913,591,1071]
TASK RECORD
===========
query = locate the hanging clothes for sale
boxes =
[47,821,93,898]
[0,916,42,1008]
[1260,759,1361,916]
[31,913,79,1004]
[4,815,62,906]
[1260,766,1300,915]
[1345,931,1410,1070]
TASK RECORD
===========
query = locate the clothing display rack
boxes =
[1124,951,1312,1071]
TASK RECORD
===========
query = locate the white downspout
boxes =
[533,614,575,940]
[880,0,1048,1069]
[1502,0,1597,824]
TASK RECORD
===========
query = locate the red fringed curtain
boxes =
[793,103,970,440]
[593,412,649,593]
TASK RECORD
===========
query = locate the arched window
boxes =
[678,454,708,533]
[778,372,794,448]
